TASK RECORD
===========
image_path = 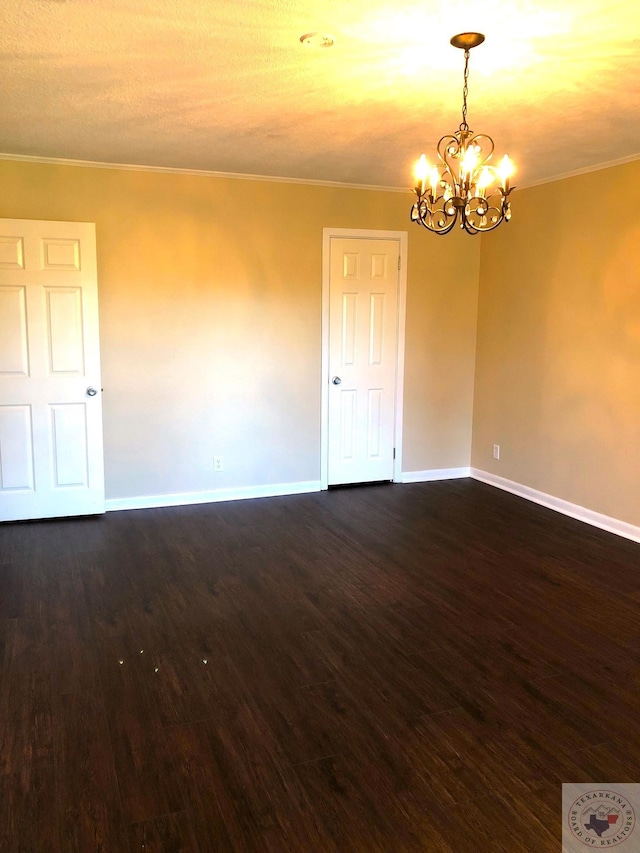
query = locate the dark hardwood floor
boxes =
[1,479,640,851]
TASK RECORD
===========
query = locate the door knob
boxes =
[86,387,98,397]
[332,376,342,385]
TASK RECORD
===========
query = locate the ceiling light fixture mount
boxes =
[411,32,515,236]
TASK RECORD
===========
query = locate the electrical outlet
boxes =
[214,455,224,472]
[493,444,500,460]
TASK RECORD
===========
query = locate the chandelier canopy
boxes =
[411,33,515,236]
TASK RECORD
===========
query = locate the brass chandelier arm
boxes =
[463,195,509,234]
[412,184,514,234]
[439,134,462,184]
[410,198,458,235]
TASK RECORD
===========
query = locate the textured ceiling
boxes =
[1,0,639,188]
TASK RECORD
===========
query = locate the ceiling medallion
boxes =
[411,33,515,235]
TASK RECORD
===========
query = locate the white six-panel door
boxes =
[0,219,104,521]
[327,237,400,485]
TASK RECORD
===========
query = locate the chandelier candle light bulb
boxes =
[498,154,514,190]
[429,165,440,197]
[414,154,429,194]
[476,167,492,200]
[461,147,479,181]
[410,32,516,235]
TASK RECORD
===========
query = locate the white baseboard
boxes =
[104,470,640,547]
[105,480,322,512]
[471,468,640,545]
[400,467,471,484]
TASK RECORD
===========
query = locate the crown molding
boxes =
[3,149,639,196]
[520,152,640,189]
[0,152,408,194]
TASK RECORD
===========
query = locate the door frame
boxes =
[320,227,408,490]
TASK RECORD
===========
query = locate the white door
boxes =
[0,219,104,521]
[327,237,400,485]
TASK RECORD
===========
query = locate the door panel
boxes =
[50,403,89,487]
[45,286,85,373]
[367,388,383,458]
[0,405,34,490]
[327,237,399,486]
[0,286,29,374]
[0,219,104,521]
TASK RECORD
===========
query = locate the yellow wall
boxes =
[0,159,480,499]
[472,159,640,526]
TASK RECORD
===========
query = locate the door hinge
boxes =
[393,448,396,459]
[397,256,401,271]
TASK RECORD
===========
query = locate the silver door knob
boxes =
[332,376,342,385]
[86,387,98,397]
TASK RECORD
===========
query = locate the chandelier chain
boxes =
[460,49,470,131]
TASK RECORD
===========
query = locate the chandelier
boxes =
[410,33,515,235]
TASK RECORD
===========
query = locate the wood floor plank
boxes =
[127,811,198,853]
[251,677,358,766]
[46,556,100,696]
[293,752,453,852]
[95,636,185,825]
[0,617,57,852]
[81,558,131,639]
[54,689,129,852]
[0,761,59,853]
[169,712,332,851]
[0,562,24,619]
[0,618,12,698]
[0,617,53,772]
